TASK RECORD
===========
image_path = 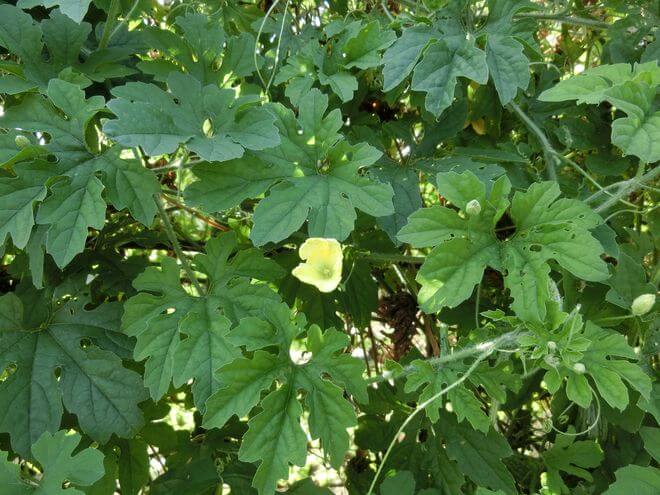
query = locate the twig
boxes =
[161,193,230,231]
[366,348,496,495]
[151,160,201,173]
[594,165,660,213]
[552,151,637,208]
[155,195,205,295]
[367,324,381,374]
[265,0,291,95]
[423,315,440,357]
[358,252,425,264]
[357,327,373,377]
[515,12,610,29]
[474,281,481,329]
[381,0,395,22]
[254,0,283,92]
[368,330,522,384]
[508,102,558,180]
[99,0,122,49]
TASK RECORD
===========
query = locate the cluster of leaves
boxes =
[0,1,658,495]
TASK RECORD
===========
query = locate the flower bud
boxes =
[14,135,30,148]
[547,341,557,352]
[631,293,656,316]
[573,363,586,374]
[465,199,481,216]
[544,355,560,367]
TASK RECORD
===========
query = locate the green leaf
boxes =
[104,72,280,161]
[606,81,660,163]
[580,322,652,410]
[1,430,105,494]
[437,412,516,494]
[602,465,660,494]
[112,438,150,495]
[203,302,365,494]
[373,164,423,245]
[122,233,281,406]
[405,359,490,431]
[0,6,129,91]
[185,156,291,212]
[485,35,530,104]
[381,471,416,495]
[382,25,436,91]
[36,171,106,267]
[542,432,604,494]
[0,291,145,457]
[100,148,160,226]
[18,1,93,23]
[204,89,395,245]
[411,37,489,116]
[538,61,660,105]
[139,13,260,86]
[342,21,396,70]
[640,426,660,462]
[1,79,158,266]
[539,62,660,162]
[605,252,656,309]
[240,385,308,495]
[0,161,50,248]
[399,173,609,321]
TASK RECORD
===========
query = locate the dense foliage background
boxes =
[0,0,658,494]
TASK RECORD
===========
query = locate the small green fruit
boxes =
[631,293,656,316]
[465,199,481,216]
[573,363,586,374]
[14,135,30,148]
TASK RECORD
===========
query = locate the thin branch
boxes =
[594,166,660,213]
[99,0,122,49]
[508,102,558,180]
[161,193,230,231]
[552,151,637,208]
[254,0,283,92]
[366,347,497,495]
[358,252,425,264]
[515,12,611,29]
[155,195,205,295]
[368,330,522,384]
[423,315,440,357]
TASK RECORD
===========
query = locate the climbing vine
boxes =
[0,1,658,494]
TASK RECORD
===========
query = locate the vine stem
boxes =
[366,347,496,495]
[594,165,659,213]
[552,152,637,208]
[155,195,205,295]
[367,329,522,382]
[549,382,602,437]
[161,193,230,231]
[514,12,610,29]
[358,252,425,264]
[265,0,290,94]
[508,102,558,180]
[254,0,284,93]
[99,0,122,49]
[474,281,481,329]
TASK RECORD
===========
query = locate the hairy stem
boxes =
[155,195,205,295]
[508,102,558,180]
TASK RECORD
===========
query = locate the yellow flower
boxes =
[292,238,343,293]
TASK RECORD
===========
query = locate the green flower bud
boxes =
[465,199,481,216]
[547,341,557,352]
[544,355,560,367]
[631,293,656,316]
[573,363,586,374]
[14,135,30,148]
